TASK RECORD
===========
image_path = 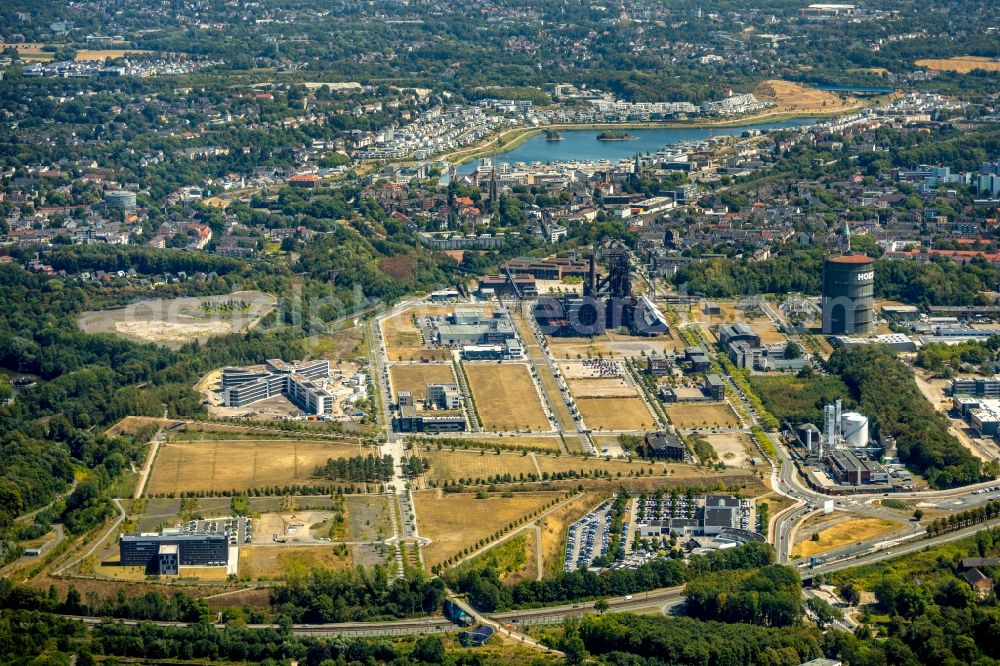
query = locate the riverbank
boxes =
[443,127,542,165]
[440,106,868,166]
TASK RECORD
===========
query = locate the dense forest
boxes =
[0,262,304,560]
[826,346,985,487]
[271,567,446,623]
[575,613,825,666]
[683,564,803,627]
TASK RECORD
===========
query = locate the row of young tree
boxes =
[925,499,1000,536]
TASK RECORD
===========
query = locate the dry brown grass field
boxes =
[389,363,456,401]
[104,416,182,437]
[749,321,788,345]
[0,43,55,61]
[387,347,452,362]
[420,449,671,484]
[568,379,639,398]
[382,313,423,349]
[74,49,153,60]
[238,545,352,580]
[667,403,739,428]
[752,79,858,112]
[699,433,754,467]
[916,56,1000,73]
[465,363,550,432]
[534,455,669,478]
[422,450,540,483]
[415,490,563,568]
[792,517,902,558]
[146,439,367,494]
[577,396,656,430]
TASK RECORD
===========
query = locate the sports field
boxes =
[146,439,368,495]
[465,363,550,432]
[916,56,1000,73]
[667,403,739,428]
[576,396,656,430]
[389,363,456,402]
[414,490,563,568]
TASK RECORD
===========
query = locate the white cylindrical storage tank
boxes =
[841,412,868,448]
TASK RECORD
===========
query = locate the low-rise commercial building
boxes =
[646,353,676,376]
[643,431,686,460]
[120,533,229,572]
[951,375,1000,398]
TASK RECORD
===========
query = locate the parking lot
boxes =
[180,516,252,546]
[564,501,615,572]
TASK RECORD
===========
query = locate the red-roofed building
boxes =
[288,174,319,189]
[885,248,1000,267]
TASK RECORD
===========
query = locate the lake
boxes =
[456,117,818,173]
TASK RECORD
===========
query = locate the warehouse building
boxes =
[435,309,518,347]
[461,339,523,360]
[825,450,888,485]
[120,533,229,572]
